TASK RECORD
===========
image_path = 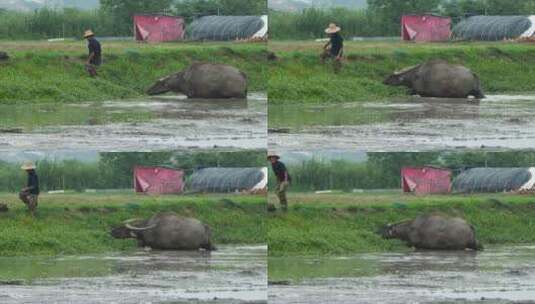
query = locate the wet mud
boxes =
[0,245,267,304]
[269,245,535,304]
[269,95,535,152]
[0,93,266,152]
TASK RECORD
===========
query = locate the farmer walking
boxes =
[268,152,291,212]
[321,23,344,73]
[84,30,102,77]
[19,161,39,216]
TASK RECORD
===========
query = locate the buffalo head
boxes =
[110,218,156,239]
[383,74,405,86]
[377,223,396,239]
[146,77,171,95]
[383,65,419,86]
[146,72,185,96]
[377,221,411,240]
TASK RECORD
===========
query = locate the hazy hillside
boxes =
[62,0,99,10]
[3,0,367,13]
[0,0,40,11]
[0,151,99,163]
[283,151,368,164]
[317,0,367,9]
[269,0,367,11]
[0,0,99,11]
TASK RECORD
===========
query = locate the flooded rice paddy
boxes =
[269,245,535,304]
[269,95,535,152]
[0,245,267,304]
[0,93,266,152]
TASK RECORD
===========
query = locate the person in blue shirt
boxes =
[84,30,102,77]
[321,23,344,73]
[19,161,39,216]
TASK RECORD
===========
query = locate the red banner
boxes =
[134,15,185,42]
[134,166,184,194]
[401,167,451,194]
[402,15,451,42]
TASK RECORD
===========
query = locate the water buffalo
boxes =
[146,63,248,99]
[111,212,216,251]
[384,60,485,99]
[0,52,9,61]
[379,214,482,251]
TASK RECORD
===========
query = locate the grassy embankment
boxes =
[0,192,266,256]
[0,41,267,104]
[269,40,535,104]
[268,192,535,256]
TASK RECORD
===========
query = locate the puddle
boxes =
[0,93,266,152]
[269,245,535,304]
[268,95,535,152]
[0,245,267,304]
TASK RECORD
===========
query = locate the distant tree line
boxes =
[0,151,265,193]
[271,152,535,192]
[271,0,535,39]
[0,8,120,40]
[2,0,535,40]
[0,0,267,40]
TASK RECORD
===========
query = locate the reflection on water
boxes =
[0,93,265,131]
[0,245,267,304]
[269,102,391,129]
[268,95,534,129]
[0,102,154,130]
[269,245,535,304]
[0,93,267,152]
[269,95,535,151]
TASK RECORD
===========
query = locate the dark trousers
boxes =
[277,181,289,210]
[85,64,98,77]
[320,50,342,73]
[86,57,101,77]
[19,191,38,214]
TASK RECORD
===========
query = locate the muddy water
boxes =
[0,245,267,304]
[0,93,266,152]
[269,245,535,304]
[269,95,535,152]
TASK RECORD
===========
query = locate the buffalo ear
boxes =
[387,225,394,237]
[381,224,394,238]
[129,231,137,238]
[377,224,390,237]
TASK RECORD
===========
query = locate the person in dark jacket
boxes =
[19,161,39,216]
[268,152,291,212]
[321,23,344,73]
[84,30,102,77]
